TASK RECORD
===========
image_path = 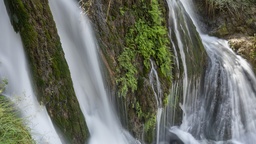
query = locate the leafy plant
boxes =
[144,114,156,133]
[117,0,173,97]
[116,48,138,97]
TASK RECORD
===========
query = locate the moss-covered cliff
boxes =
[80,0,173,142]
[4,0,89,143]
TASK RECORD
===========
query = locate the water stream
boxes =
[49,0,138,143]
[166,0,256,143]
[149,60,163,144]
[0,1,62,143]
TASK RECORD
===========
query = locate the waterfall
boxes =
[149,60,163,144]
[164,0,205,136]
[49,0,139,143]
[0,1,62,143]
[166,0,256,143]
[2,0,255,143]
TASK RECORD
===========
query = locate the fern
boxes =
[117,0,173,97]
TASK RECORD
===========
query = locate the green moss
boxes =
[216,24,229,37]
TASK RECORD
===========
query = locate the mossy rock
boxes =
[212,23,229,37]
[81,0,173,143]
[4,0,89,143]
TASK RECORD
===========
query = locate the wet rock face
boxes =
[4,0,89,143]
[81,0,172,143]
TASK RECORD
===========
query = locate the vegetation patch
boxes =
[80,0,173,142]
[0,80,34,144]
[116,48,138,96]
[0,96,34,144]
[117,0,172,97]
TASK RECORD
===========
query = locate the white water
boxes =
[167,0,256,143]
[0,1,62,144]
[168,0,189,108]
[49,0,138,144]
[149,60,163,144]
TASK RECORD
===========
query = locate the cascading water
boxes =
[0,1,62,143]
[149,60,163,144]
[49,0,139,143]
[165,0,256,143]
[2,0,255,143]
[161,1,205,142]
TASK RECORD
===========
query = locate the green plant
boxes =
[117,0,172,97]
[135,101,143,118]
[119,7,125,16]
[0,79,34,144]
[144,114,156,133]
[116,48,138,97]
[0,96,34,144]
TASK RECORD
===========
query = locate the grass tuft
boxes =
[0,80,34,144]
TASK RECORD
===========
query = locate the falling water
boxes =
[166,0,256,143]
[49,0,138,143]
[149,60,163,144]
[166,0,205,135]
[0,1,62,143]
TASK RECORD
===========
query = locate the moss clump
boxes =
[4,0,89,143]
[215,24,229,37]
